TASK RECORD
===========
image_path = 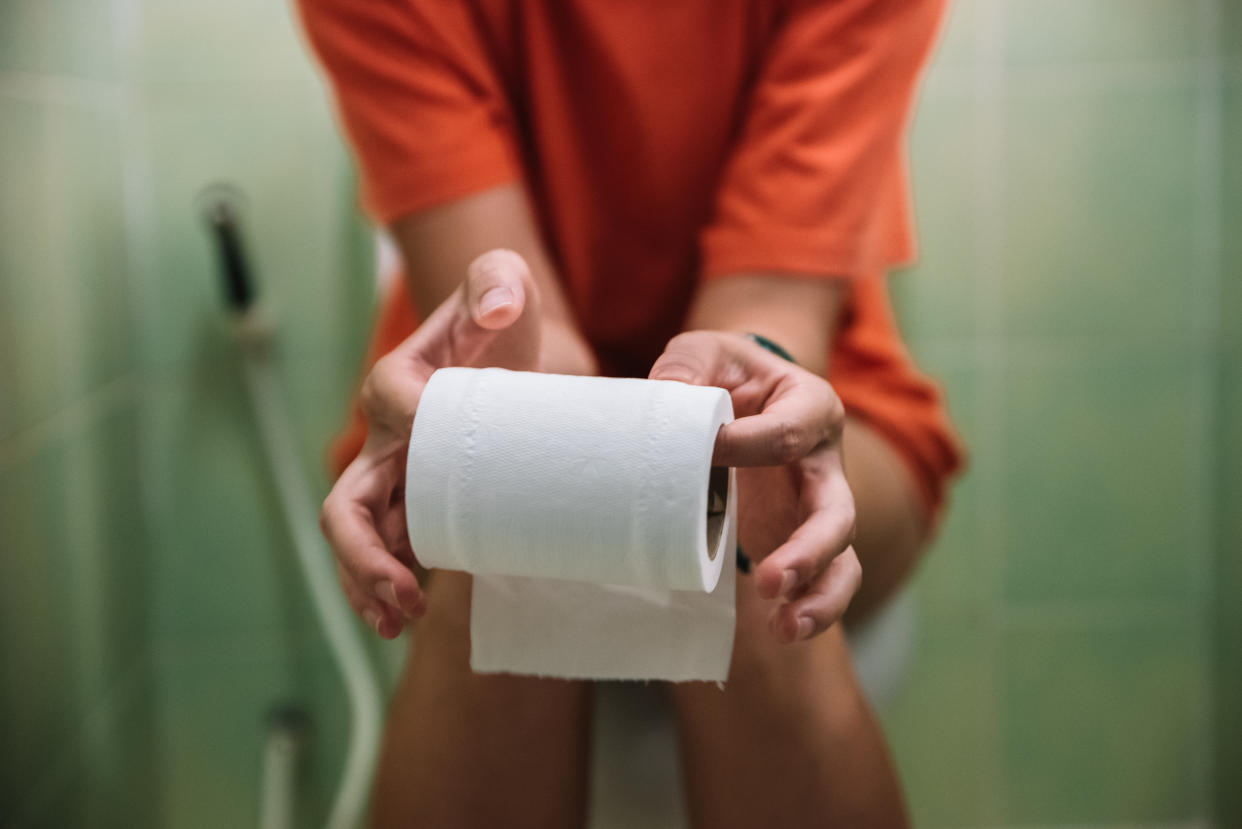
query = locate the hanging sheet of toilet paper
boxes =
[405,367,736,681]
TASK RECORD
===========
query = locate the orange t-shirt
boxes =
[299,0,963,513]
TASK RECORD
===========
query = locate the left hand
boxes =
[650,331,861,643]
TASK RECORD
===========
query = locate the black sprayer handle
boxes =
[202,190,257,312]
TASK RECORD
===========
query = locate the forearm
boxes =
[389,183,596,374]
[683,274,845,375]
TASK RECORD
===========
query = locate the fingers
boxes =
[751,447,858,642]
[714,375,844,468]
[358,249,543,443]
[753,493,855,602]
[464,248,530,329]
[411,247,542,370]
[328,249,544,637]
[767,547,862,643]
[320,455,427,637]
[653,332,859,643]
[648,330,727,387]
[649,331,845,469]
[336,562,407,639]
[753,451,855,595]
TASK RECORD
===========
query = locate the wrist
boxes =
[684,275,842,376]
[742,332,798,364]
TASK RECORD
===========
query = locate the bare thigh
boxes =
[370,571,592,829]
[842,418,931,624]
[668,571,909,829]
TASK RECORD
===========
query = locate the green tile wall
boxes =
[1213,59,1242,828]
[1000,343,1201,606]
[0,91,133,439]
[0,0,374,825]
[999,75,1198,339]
[899,89,980,341]
[0,1,121,80]
[887,1,1231,827]
[1000,621,1206,823]
[1002,0,1202,65]
[1,1,1236,828]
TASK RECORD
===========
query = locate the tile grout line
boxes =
[997,56,1211,92]
[1188,0,1225,818]
[114,21,177,823]
[997,600,1200,630]
[920,54,1209,98]
[0,72,123,105]
[0,67,132,468]
[37,51,112,829]
[972,0,1008,823]
[114,13,174,607]
[0,373,140,471]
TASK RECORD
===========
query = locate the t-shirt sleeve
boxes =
[700,0,946,281]
[296,0,520,223]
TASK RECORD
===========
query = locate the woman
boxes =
[301,1,962,825]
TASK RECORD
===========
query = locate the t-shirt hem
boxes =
[700,229,915,282]
[361,140,520,225]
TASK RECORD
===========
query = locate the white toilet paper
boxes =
[405,367,736,681]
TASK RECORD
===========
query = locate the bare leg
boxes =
[370,571,592,829]
[669,573,909,829]
[842,418,932,623]
[669,419,922,828]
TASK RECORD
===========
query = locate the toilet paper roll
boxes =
[406,367,733,592]
[405,367,737,681]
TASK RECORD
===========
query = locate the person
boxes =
[299,0,963,826]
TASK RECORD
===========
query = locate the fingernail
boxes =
[780,569,799,598]
[796,617,813,640]
[379,580,400,609]
[363,609,382,633]
[478,286,514,316]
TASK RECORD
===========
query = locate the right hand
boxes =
[320,249,544,638]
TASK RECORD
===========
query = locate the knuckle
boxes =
[318,496,336,536]
[771,419,809,463]
[468,248,504,275]
[358,552,389,583]
[840,497,858,543]
[473,247,521,273]
[666,331,703,351]
[334,561,353,592]
[470,249,532,291]
[816,385,846,440]
[844,550,863,585]
[359,359,392,417]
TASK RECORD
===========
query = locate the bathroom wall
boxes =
[1214,17,1242,826]
[0,1,1236,828]
[886,1,1237,825]
[0,1,376,826]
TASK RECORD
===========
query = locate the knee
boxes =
[728,584,870,734]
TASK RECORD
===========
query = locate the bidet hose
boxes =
[241,345,383,829]
[203,186,384,829]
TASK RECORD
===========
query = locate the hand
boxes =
[650,331,860,643]
[320,249,546,638]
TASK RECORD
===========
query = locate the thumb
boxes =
[648,331,724,386]
[465,249,531,330]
